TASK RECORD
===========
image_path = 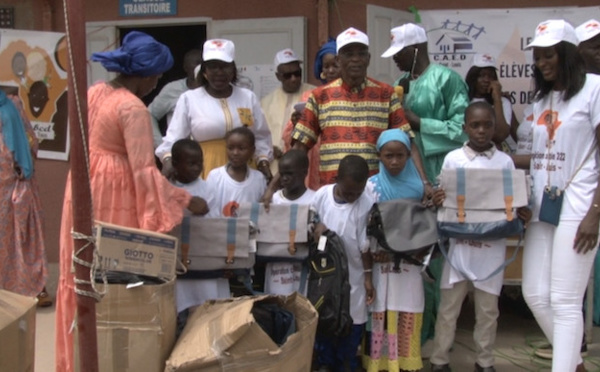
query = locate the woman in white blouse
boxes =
[156,39,273,181]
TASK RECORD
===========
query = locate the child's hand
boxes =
[365,277,375,306]
[422,183,434,207]
[432,188,446,207]
[372,251,391,263]
[517,207,532,224]
[187,196,209,215]
[312,222,327,243]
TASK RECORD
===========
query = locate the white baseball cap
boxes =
[274,48,302,69]
[576,19,600,43]
[381,23,428,58]
[526,19,579,49]
[471,53,497,68]
[336,27,369,53]
[202,39,235,63]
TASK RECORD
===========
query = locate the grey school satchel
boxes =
[170,216,255,275]
[237,203,311,261]
[437,168,531,240]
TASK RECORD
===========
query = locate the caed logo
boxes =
[427,20,485,67]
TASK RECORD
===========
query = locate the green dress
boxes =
[398,63,469,183]
[397,63,469,344]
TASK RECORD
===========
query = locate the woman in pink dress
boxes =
[55,31,205,372]
[0,90,47,298]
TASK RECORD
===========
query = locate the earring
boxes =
[320,71,327,80]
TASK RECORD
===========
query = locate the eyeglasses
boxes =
[280,70,302,80]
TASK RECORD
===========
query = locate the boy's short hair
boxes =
[172,138,203,162]
[225,126,255,146]
[279,149,309,171]
[337,155,369,183]
[465,101,496,122]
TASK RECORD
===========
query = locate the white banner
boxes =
[418,6,600,120]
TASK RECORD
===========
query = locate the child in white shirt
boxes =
[170,139,229,333]
[206,127,267,217]
[429,102,531,372]
[206,127,267,294]
[312,154,375,372]
[264,149,315,295]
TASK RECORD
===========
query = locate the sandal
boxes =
[36,289,53,308]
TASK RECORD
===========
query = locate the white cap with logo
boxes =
[471,53,497,68]
[576,19,600,43]
[274,48,301,69]
[381,23,428,58]
[526,19,579,49]
[203,39,235,63]
[336,27,369,53]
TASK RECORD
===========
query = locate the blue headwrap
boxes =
[314,38,337,83]
[370,129,423,202]
[91,31,174,77]
[0,91,33,179]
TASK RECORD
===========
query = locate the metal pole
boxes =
[64,0,99,371]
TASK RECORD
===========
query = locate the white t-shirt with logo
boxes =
[312,184,374,325]
[206,165,267,217]
[263,189,316,296]
[516,104,534,156]
[530,74,600,222]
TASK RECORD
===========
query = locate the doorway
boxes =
[118,24,207,107]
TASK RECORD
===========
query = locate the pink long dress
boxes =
[55,82,191,372]
[0,95,47,296]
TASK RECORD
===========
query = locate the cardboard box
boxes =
[165,293,318,372]
[0,290,36,372]
[95,221,178,280]
[503,238,524,284]
[76,278,176,372]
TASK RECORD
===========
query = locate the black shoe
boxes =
[431,364,451,372]
[474,363,496,372]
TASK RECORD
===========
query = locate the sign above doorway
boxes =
[119,0,177,17]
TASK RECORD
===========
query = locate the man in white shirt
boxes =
[261,48,315,174]
[148,49,202,148]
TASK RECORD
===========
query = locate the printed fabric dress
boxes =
[0,94,47,297]
[55,82,191,372]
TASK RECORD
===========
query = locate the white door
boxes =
[210,17,306,99]
[85,25,117,86]
[367,5,414,85]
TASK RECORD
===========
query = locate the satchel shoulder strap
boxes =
[181,216,191,269]
[502,169,514,221]
[226,218,237,264]
[438,234,523,282]
[456,168,466,223]
[289,204,299,255]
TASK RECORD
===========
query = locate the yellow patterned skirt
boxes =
[362,311,423,372]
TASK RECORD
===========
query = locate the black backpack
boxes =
[306,229,352,338]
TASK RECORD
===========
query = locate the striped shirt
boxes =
[292,77,412,185]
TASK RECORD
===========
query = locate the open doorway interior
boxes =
[119,24,207,133]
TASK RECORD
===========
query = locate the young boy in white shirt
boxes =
[206,127,267,217]
[206,127,268,294]
[170,139,228,334]
[264,149,315,295]
[312,154,375,372]
[429,102,531,372]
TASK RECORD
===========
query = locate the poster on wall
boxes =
[418,6,600,120]
[0,29,69,161]
[236,64,280,101]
